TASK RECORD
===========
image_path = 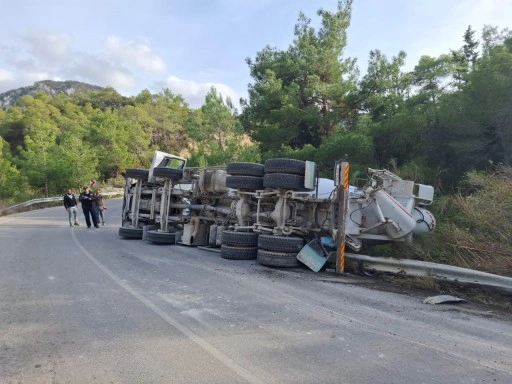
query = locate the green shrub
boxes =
[402,165,512,276]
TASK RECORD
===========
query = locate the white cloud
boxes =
[108,71,138,90]
[158,75,240,109]
[0,70,63,95]
[106,36,166,73]
[71,54,137,90]
[0,31,169,94]
[20,31,73,63]
[0,68,14,82]
[23,71,54,83]
[0,31,73,92]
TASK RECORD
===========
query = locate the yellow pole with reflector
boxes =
[335,162,349,273]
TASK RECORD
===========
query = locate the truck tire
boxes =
[264,158,306,175]
[225,175,264,190]
[147,230,176,244]
[226,162,265,177]
[258,234,304,253]
[263,173,312,191]
[257,249,301,268]
[125,169,149,180]
[118,226,143,239]
[153,167,183,180]
[220,245,258,260]
[221,230,259,247]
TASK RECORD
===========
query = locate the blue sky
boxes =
[0,0,511,109]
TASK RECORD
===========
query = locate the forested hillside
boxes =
[0,86,258,200]
[0,1,510,275]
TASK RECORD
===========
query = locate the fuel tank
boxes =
[199,169,230,194]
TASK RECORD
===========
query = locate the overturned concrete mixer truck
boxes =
[118,151,436,269]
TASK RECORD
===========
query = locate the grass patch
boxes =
[400,165,512,277]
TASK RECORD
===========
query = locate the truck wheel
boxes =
[125,169,149,180]
[147,230,176,245]
[221,230,259,247]
[258,235,304,252]
[257,249,301,268]
[263,173,312,191]
[153,167,183,180]
[226,162,265,177]
[118,227,143,239]
[264,158,306,175]
[220,245,258,260]
[225,175,264,190]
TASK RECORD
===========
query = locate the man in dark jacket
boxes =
[79,186,99,228]
[63,188,80,227]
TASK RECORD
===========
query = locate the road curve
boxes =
[1,199,511,384]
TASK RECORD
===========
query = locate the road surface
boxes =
[1,199,511,383]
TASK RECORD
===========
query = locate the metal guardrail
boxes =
[0,197,63,216]
[0,191,123,216]
[346,253,512,294]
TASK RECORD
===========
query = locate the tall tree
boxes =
[481,25,512,57]
[451,25,480,87]
[16,95,62,196]
[240,0,357,151]
[457,36,512,165]
[410,54,454,107]
[463,25,480,70]
[188,87,260,166]
[420,31,512,187]
[195,87,241,152]
[132,89,190,155]
[49,133,98,192]
[358,49,411,121]
[0,137,26,200]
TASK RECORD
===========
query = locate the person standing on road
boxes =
[79,186,99,228]
[94,189,107,225]
[63,188,80,227]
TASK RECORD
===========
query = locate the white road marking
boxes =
[0,217,20,224]
[71,230,265,384]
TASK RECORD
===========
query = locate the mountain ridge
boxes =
[0,80,104,109]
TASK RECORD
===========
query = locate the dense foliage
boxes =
[240,3,512,191]
[0,87,258,200]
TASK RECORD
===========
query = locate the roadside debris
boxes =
[423,295,466,305]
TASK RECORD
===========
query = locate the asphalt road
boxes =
[1,199,511,384]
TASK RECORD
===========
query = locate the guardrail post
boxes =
[335,162,349,273]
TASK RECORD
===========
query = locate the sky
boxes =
[0,0,511,109]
